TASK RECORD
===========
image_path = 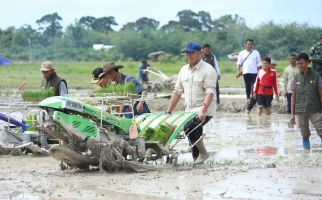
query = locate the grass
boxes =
[0,60,292,90]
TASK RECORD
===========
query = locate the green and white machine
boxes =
[38,96,197,170]
[39,96,197,146]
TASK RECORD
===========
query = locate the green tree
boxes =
[79,16,96,29]
[213,14,244,30]
[176,10,201,31]
[112,30,160,60]
[91,17,118,32]
[161,10,212,32]
[1,11,322,61]
[65,23,85,48]
[12,25,40,47]
[65,22,111,49]
[160,20,181,32]
[252,22,318,59]
[36,12,63,38]
[121,17,159,31]
[0,26,15,47]
[197,11,213,31]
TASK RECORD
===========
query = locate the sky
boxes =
[0,0,321,30]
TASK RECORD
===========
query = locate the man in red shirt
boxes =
[253,57,279,115]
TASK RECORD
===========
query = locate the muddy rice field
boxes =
[0,93,322,200]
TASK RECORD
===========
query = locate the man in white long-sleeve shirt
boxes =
[237,39,261,99]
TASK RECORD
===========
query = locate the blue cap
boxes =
[182,41,201,53]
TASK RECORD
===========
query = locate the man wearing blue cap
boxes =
[167,41,217,164]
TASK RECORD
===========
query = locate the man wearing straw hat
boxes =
[91,62,150,118]
[40,61,68,96]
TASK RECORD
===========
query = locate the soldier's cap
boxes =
[320,33,322,38]
[182,41,201,53]
[40,61,54,71]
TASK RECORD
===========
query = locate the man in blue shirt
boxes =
[92,62,150,118]
[138,60,150,84]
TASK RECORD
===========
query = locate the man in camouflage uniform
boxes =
[310,33,322,77]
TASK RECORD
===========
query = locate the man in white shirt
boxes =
[283,53,298,113]
[167,41,217,164]
[237,39,261,99]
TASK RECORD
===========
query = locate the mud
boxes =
[1,156,322,200]
[1,93,322,199]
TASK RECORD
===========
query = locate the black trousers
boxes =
[184,116,212,159]
[243,73,257,99]
[247,97,257,111]
[286,93,292,113]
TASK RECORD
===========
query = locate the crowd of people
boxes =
[236,34,322,150]
[39,33,322,163]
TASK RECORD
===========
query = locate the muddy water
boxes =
[1,113,322,199]
[202,113,322,199]
[178,113,322,164]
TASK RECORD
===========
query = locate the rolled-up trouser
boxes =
[184,116,212,159]
[247,97,257,111]
[296,112,322,136]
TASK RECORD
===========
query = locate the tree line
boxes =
[0,10,321,61]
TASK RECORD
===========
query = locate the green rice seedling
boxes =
[96,82,137,95]
[123,82,136,94]
[21,90,54,102]
[141,127,155,140]
[24,113,38,131]
[150,124,171,145]
[143,122,175,145]
[96,86,112,94]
